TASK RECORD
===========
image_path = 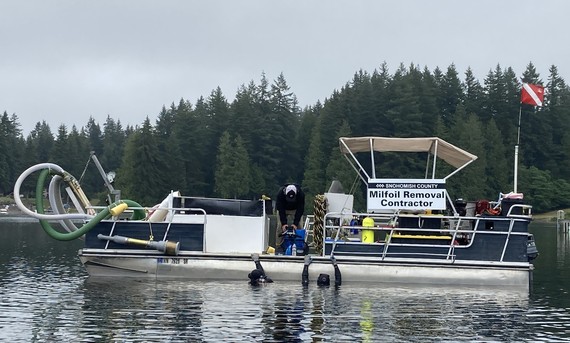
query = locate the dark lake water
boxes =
[1,217,569,342]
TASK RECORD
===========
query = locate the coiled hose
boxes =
[14,163,145,241]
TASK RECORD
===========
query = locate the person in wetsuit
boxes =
[248,253,273,286]
[302,255,341,287]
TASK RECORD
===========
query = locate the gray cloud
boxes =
[1,0,568,135]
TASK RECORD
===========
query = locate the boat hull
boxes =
[79,250,532,290]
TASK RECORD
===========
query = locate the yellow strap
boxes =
[392,234,451,240]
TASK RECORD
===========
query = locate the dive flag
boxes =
[521,83,544,106]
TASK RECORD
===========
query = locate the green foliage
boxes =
[214,131,250,199]
[0,112,14,194]
[483,119,509,194]
[302,120,326,199]
[118,118,169,205]
[5,63,570,215]
[518,166,559,213]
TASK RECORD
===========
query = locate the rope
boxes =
[349,175,360,196]
[78,154,92,184]
[148,220,154,241]
[313,194,327,255]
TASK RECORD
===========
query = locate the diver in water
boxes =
[302,255,342,287]
[302,255,311,286]
[248,253,273,285]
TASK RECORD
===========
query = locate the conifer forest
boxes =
[2,62,570,213]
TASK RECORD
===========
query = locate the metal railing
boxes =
[321,211,532,263]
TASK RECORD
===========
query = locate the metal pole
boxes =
[90,151,121,203]
[514,106,522,193]
[517,106,522,146]
[514,145,519,193]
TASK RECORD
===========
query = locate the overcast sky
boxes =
[1,1,568,136]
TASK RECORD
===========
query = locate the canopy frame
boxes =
[339,136,478,184]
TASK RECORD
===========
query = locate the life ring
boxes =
[483,207,501,216]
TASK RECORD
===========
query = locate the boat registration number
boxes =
[157,258,189,264]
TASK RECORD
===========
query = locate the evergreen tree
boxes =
[544,65,570,178]
[82,117,105,194]
[32,121,55,162]
[101,116,126,175]
[231,82,258,153]
[386,63,425,137]
[521,62,542,84]
[518,166,557,212]
[369,62,393,136]
[86,117,103,153]
[9,61,570,213]
[51,125,72,168]
[253,73,280,190]
[155,104,185,192]
[0,114,10,194]
[203,88,231,195]
[270,73,300,185]
[18,121,54,197]
[561,132,570,181]
[325,120,365,210]
[438,64,463,127]
[118,118,168,205]
[232,134,251,198]
[483,65,511,144]
[463,67,485,118]
[174,97,209,196]
[214,131,233,198]
[6,113,25,189]
[417,66,439,135]
[208,87,231,139]
[318,91,347,157]
[448,107,486,200]
[347,70,377,136]
[249,163,267,198]
[302,120,326,210]
[65,126,91,194]
[325,120,354,189]
[296,104,320,178]
[214,132,250,199]
[483,119,509,194]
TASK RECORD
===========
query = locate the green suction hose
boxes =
[35,169,146,241]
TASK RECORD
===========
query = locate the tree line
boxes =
[2,62,570,213]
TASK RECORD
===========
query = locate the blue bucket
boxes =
[283,229,305,255]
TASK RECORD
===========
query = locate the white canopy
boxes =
[339,137,477,178]
[339,136,477,169]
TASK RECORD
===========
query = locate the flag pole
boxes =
[516,83,544,194]
[514,105,522,193]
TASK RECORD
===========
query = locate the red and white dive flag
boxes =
[521,83,544,106]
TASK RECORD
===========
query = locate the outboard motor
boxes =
[527,234,539,261]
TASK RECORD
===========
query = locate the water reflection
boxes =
[1,219,570,341]
[91,280,527,342]
[557,228,570,268]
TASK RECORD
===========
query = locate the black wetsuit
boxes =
[249,258,273,285]
[302,260,341,287]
